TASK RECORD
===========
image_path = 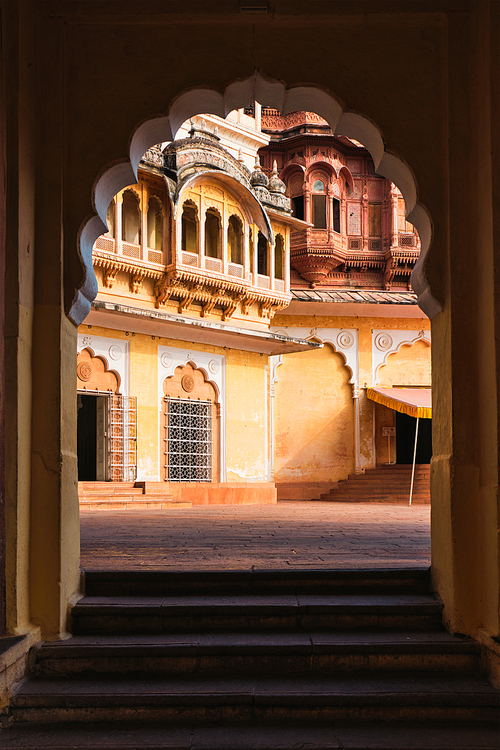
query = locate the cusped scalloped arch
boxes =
[75,72,438,326]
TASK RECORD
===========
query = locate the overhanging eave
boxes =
[86,301,321,356]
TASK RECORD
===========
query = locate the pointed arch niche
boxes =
[372,329,431,386]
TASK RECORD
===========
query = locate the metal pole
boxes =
[409,417,420,506]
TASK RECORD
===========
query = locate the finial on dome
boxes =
[268,160,286,194]
[250,155,269,188]
[201,118,206,130]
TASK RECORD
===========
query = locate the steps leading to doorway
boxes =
[1,568,498,748]
[319,464,431,504]
[78,482,192,511]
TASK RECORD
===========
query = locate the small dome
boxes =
[268,161,286,194]
[250,156,269,188]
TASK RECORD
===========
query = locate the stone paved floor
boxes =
[80,501,431,570]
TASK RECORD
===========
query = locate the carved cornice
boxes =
[154,268,290,320]
[93,251,164,289]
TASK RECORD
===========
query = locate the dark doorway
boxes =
[396,412,432,464]
[77,394,108,480]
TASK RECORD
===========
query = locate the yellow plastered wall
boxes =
[225,350,268,482]
[377,340,431,386]
[272,314,431,482]
[273,344,354,483]
[78,325,268,482]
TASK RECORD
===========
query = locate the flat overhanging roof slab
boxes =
[85,302,321,355]
[284,290,428,319]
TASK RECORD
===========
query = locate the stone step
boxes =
[10,672,499,724]
[320,464,431,503]
[78,482,137,494]
[33,631,481,677]
[71,594,444,634]
[337,475,430,483]
[1,720,498,750]
[321,489,430,497]
[318,495,430,504]
[79,497,192,511]
[83,568,432,597]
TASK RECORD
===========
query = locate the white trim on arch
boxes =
[158,345,226,482]
[77,333,130,396]
[270,326,359,385]
[372,328,431,385]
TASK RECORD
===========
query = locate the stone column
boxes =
[252,226,258,282]
[141,186,148,261]
[29,8,80,639]
[115,194,123,255]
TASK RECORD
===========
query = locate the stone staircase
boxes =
[0,568,498,748]
[79,481,192,511]
[319,465,431,504]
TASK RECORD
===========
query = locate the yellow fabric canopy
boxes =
[367,387,432,419]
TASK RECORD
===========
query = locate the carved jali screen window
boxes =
[164,398,212,482]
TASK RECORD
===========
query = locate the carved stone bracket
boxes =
[102,267,118,289]
[130,272,145,294]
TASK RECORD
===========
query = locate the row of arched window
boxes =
[289,175,343,233]
[103,189,285,281]
[105,190,165,252]
[181,201,285,280]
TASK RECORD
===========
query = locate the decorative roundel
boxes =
[208,359,220,375]
[160,352,173,368]
[108,344,122,361]
[336,331,354,349]
[181,375,195,393]
[375,332,394,352]
[77,362,93,382]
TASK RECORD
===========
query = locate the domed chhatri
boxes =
[268,160,286,194]
[250,155,269,188]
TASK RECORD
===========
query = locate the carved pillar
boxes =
[269,233,275,288]
[199,208,206,267]
[141,184,148,261]
[284,229,291,292]
[303,184,311,224]
[327,184,334,234]
[390,185,399,250]
[222,204,228,276]
[243,223,250,281]
[115,193,123,255]
[252,225,258,282]
[352,384,361,474]
[362,183,369,251]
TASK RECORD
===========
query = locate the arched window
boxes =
[258,232,268,276]
[274,234,284,280]
[312,177,327,229]
[228,215,243,265]
[147,197,163,251]
[205,209,221,259]
[332,197,341,233]
[181,201,198,254]
[122,190,141,245]
[105,201,115,238]
[288,172,304,220]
